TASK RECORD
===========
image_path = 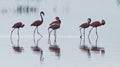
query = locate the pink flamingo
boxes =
[88,20,105,46]
[30,11,45,51]
[79,18,91,48]
[10,22,25,52]
[48,17,61,44]
[88,20,105,52]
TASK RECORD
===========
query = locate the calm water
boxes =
[0,0,120,67]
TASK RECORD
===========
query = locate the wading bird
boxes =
[30,11,45,51]
[10,22,25,52]
[48,16,61,45]
[88,19,105,51]
[79,18,91,48]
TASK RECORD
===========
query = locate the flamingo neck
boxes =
[40,13,43,22]
[58,20,61,24]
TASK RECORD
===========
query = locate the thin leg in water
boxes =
[79,28,82,46]
[83,28,85,45]
[36,27,43,47]
[10,28,15,45]
[54,30,57,45]
[96,27,98,47]
[17,28,20,47]
[88,27,93,45]
[33,27,37,46]
[48,28,53,44]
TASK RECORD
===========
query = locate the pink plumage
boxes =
[49,17,61,30]
[79,18,91,28]
[12,22,24,28]
[90,20,105,27]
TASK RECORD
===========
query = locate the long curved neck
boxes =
[58,20,61,24]
[40,13,43,22]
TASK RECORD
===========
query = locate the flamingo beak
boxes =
[41,11,45,16]
[22,24,25,27]
[102,20,105,25]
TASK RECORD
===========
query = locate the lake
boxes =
[0,0,120,67]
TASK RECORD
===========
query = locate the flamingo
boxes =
[88,19,105,52]
[79,18,91,48]
[88,20,105,46]
[30,11,45,51]
[10,22,25,52]
[48,16,61,44]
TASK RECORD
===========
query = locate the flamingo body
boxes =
[80,22,90,28]
[49,17,61,30]
[90,21,104,27]
[12,22,24,28]
[31,20,43,27]
[49,22,60,30]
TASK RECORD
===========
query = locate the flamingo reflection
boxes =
[10,22,24,52]
[31,44,44,62]
[91,46,105,55]
[80,45,91,58]
[48,38,60,58]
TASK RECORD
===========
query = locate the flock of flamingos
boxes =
[10,11,106,58]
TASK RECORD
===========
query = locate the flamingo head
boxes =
[21,24,25,28]
[40,11,45,16]
[101,19,105,25]
[55,16,60,20]
[87,18,91,23]
[55,16,61,24]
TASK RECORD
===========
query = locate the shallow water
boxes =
[0,0,120,67]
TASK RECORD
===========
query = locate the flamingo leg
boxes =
[48,28,50,44]
[54,30,57,45]
[40,50,44,62]
[33,27,37,46]
[83,28,85,45]
[17,28,20,47]
[79,28,82,46]
[37,27,43,38]
[88,27,93,45]
[96,27,98,47]
[48,28,53,44]
[10,28,15,45]
[36,27,43,47]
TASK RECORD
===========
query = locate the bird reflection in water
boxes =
[80,45,91,58]
[49,39,61,58]
[10,22,25,52]
[91,46,105,55]
[31,46,44,62]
